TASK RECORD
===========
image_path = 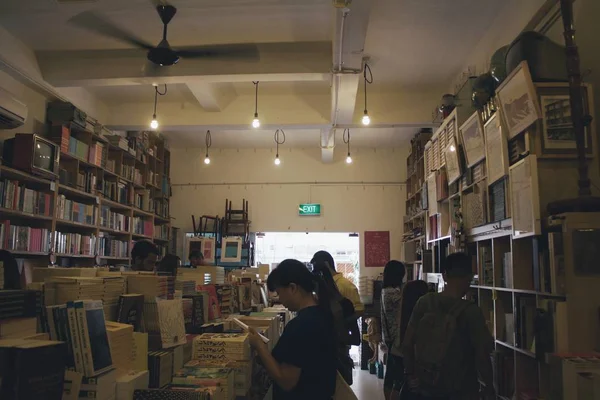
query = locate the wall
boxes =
[170,146,410,277]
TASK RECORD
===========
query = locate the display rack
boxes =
[404,72,600,398]
[0,113,173,267]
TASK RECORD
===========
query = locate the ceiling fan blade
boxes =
[176,44,260,60]
[68,11,155,50]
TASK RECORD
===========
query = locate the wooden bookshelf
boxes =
[404,79,600,399]
[0,121,174,267]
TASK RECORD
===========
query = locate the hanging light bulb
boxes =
[204,130,212,165]
[362,62,373,126]
[150,115,159,130]
[149,84,167,130]
[449,144,456,152]
[343,128,353,164]
[346,154,353,164]
[252,81,261,128]
[274,129,285,166]
[362,111,371,126]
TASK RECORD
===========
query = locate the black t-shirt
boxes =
[271,305,337,400]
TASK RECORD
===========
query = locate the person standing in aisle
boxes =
[380,260,406,399]
[310,250,364,385]
[188,250,205,268]
[401,252,496,400]
[247,259,338,400]
[130,240,159,272]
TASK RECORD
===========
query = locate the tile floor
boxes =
[351,367,386,400]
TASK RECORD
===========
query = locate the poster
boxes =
[364,231,390,267]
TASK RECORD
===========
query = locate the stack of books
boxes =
[133,388,217,400]
[105,321,134,377]
[101,277,127,320]
[116,370,149,400]
[80,368,117,400]
[46,300,113,377]
[117,293,144,331]
[172,363,234,400]
[175,280,196,296]
[192,333,250,364]
[182,293,208,334]
[48,277,105,305]
[0,317,37,339]
[127,275,174,301]
[32,267,96,283]
[0,290,39,320]
[216,285,233,317]
[148,350,174,388]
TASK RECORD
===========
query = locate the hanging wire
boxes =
[253,81,260,115]
[153,84,168,116]
[343,128,351,154]
[363,63,373,110]
[205,130,212,156]
[274,129,286,155]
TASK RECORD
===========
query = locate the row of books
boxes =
[155,225,169,240]
[57,196,97,226]
[98,234,129,258]
[121,164,144,186]
[47,300,113,376]
[100,206,131,232]
[76,170,98,194]
[102,181,133,206]
[0,222,51,253]
[54,232,96,255]
[68,136,91,163]
[133,218,154,237]
[0,179,53,216]
[134,190,153,213]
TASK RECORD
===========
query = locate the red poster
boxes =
[364,231,390,267]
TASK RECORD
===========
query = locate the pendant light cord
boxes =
[363,63,373,111]
[274,129,286,155]
[343,128,351,154]
[253,81,259,115]
[153,84,168,116]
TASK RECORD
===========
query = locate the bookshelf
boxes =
[404,75,600,398]
[0,116,173,266]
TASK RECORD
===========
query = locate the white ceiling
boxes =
[164,127,418,149]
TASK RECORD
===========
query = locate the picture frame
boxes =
[445,137,461,184]
[484,113,510,186]
[535,82,595,158]
[185,236,215,264]
[509,154,541,239]
[496,61,542,139]
[221,237,243,263]
[459,111,486,167]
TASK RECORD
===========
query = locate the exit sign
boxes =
[298,203,321,216]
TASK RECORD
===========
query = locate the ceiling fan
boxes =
[68,3,260,67]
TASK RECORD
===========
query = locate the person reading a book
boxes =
[247,259,337,400]
[401,252,495,400]
[189,250,205,267]
[131,240,159,272]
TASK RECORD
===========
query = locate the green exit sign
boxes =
[299,203,321,216]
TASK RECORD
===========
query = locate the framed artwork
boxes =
[536,83,595,158]
[221,237,243,263]
[509,155,541,239]
[460,111,486,167]
[445,137,461,184]
[484,113,510,186]
[496,61,542,139]
[186,236,215,264]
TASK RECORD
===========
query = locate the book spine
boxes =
[75,301,93,376]
[67,301,84,374]
[46,305,57,340]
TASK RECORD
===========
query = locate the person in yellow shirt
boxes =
[311,250,364,386]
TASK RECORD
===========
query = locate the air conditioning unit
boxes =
[0,87,27,129]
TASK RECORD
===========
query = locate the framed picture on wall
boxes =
[445,137,461,184]
[185,236,215,264]
[460,111,486,167]
[496,61,542,139]
[484,113,510,186]
[221,237,243,263]
[509,154,541,239]
[535,82,596,158]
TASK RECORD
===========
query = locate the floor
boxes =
[351,368,386,400]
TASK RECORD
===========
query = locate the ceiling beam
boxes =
[186,82,236,112]
[323,1,373,163]
[36,41,332,87]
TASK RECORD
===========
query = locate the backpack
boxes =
[412,297,473,396]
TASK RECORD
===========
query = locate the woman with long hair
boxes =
[247,259,338,400]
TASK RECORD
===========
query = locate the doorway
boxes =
[255,232,360,285]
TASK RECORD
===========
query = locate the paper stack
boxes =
[192,333,250,363]
[106,321,134,377]
[102,277,127,320]
[32,266,97,283]
[49,277,105,305]
[172,363,234,400]
[0,317,37,339]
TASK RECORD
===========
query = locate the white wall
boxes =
[170,146,410,277]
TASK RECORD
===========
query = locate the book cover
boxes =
[117,294,144,332]
[183,294,206,333]
[198,285,220,320]
[74,300,113,376]
[157,299,186,349]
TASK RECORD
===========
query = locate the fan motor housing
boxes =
[148,47,179,66]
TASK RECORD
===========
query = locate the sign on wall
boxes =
[298,203,321,216]
[364,231,390,267]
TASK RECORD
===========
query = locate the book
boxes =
[157,299,186,349]
[148,350,173,389]
[198,285,220,321]
[116,370,149,400]
[192,333,250,363]
[133,389,214,400]
[74,300,113,377]
[183,294,207,334]
[0,339,67,400]
[230,318,269,344]
[117,294,144,332]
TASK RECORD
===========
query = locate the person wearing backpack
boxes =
[401,252,495,400]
